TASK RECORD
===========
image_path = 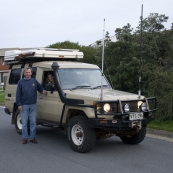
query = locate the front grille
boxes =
[95,97,157,115]
[97,100,140,114]
[110,101,139,113]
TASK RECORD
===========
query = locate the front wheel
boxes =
[120,127,146,144]
[67,116,96,153]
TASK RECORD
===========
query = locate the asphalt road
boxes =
[0,106,173,173]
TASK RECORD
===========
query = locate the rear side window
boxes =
[31,67,37,78]
[9,68,22,84]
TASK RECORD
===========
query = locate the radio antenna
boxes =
[138,4,143,98]
[100,19,105,101]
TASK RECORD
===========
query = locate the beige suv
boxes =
[4,48,157,153]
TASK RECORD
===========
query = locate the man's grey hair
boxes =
[24,67,32,73]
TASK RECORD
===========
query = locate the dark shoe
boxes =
[30,138,38,144]
[22,139,28,144]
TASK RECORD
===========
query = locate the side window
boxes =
[42,71,55,91]
[9,68,22,84]
[42,71,54,85]
[31,67,37,78]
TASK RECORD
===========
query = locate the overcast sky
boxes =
[0,0,173,48]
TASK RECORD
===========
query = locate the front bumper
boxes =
[89,113,155,130]
[89,97,157,130]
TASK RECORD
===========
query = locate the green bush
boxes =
[143,67,173,121]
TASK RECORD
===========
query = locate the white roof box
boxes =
[4,48,84,64]
[4,50,22,62]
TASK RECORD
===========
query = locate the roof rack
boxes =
[3,48,83,65]
[37,47,80,52]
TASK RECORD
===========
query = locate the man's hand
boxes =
[18,106,22,111]
[42,90,47,95]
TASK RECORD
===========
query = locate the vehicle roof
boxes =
[11,61,100,69]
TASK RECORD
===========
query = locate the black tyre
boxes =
[67,116,96,153]
[14,109,30,135]
[120,127,146,145]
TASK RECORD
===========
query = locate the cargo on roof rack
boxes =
[3,48,83,65]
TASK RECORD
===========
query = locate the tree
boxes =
[48,40,81,49]
[103,13,173,120]
[105,31,111,45]
[140,13,169,32]
[115,23,134,41]
[47,40,97,64]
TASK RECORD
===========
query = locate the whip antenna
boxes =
[100,19,105,101]
[138,4,143,98]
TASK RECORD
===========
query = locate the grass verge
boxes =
[0,90,5,104]
[148,120,173,132]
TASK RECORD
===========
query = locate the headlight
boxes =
[124,103,130,113]
[103,103,110,112]
[138,101,143,109]
[141,102,147,112]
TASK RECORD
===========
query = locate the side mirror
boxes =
[45,83,53,91]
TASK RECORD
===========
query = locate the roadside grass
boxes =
[148,119,173,132]
[0,89,5,104]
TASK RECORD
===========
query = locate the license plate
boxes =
[129,112,143,120]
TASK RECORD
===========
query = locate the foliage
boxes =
[48,40,81,49]
[47,40,97,64]
[0,90,5,104]
[95,13,173,121]
[103,41,139,92]
[143,67,173,121]
[148,119,173,132]
[140,13,169,32]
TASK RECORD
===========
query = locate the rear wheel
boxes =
[120,127,146,144]
[14,109,30,135]
[67,116,96,153]
[14,109,22,134]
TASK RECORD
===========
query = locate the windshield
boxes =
[58,68,111,90]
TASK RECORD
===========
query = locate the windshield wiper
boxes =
[70,85,91,90]
[92,85,109,89]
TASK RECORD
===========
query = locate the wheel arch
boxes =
[66,109,87,124]
[64,106,95,124]
[12,102,18,124]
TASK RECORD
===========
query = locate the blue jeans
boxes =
[20,104,37,140]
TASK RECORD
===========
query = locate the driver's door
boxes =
[36,69,61,123]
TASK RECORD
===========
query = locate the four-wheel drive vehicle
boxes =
[4,48,157,153]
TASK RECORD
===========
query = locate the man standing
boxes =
[16,67,47,144]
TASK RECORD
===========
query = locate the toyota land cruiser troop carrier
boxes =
[4,48,157,153]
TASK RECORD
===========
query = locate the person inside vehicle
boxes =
[45,73,55,85]
[44,73,56,92]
